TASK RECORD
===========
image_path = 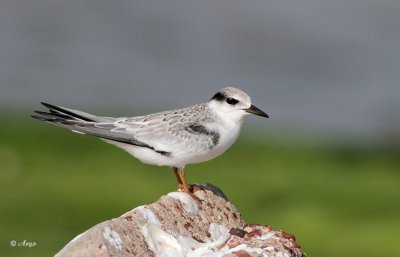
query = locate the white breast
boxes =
[170,119,243,167]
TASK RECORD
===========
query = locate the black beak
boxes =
[244,105,269,118]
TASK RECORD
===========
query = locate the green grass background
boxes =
[1,115,399,257]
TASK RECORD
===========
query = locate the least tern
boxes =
[32,87,268,194]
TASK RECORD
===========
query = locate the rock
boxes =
[55,184,305,257]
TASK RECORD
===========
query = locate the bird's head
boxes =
[208,87,269,123]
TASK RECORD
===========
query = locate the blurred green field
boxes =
[1,116,399,257]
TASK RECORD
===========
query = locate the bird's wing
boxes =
[32,103,221,156]
[113,104,221,154]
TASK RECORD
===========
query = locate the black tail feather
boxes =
[40,102,95,122]
[31,114,49,121]
[34,110,72,120]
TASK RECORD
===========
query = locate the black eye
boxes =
[226,98,239,105]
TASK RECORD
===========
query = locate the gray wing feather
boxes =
[32,102,220,154]
[119,104,220,153]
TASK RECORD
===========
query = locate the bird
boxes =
[32,87,268,195]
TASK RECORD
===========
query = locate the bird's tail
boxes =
[32,102,97,122]
[33,101,118,129]
[31,102,133,144]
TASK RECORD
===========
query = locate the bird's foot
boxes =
[178,184,203,203]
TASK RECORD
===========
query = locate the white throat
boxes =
[207,101,247,126]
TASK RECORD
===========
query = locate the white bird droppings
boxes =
[208,223,230,249]
[134,206,161,226]
[167,192,198,213]
[103,227,123,250]
[142,222,236,257]
[142,223,183,257]
[228,243,264,255]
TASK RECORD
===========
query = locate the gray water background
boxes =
[1,0,399,138]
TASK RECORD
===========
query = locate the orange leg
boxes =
[172,167,202,202]
[172,167,190,194]
[173,167,183,187]
[178,168,190,194]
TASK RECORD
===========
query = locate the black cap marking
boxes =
[211,92,226,102]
